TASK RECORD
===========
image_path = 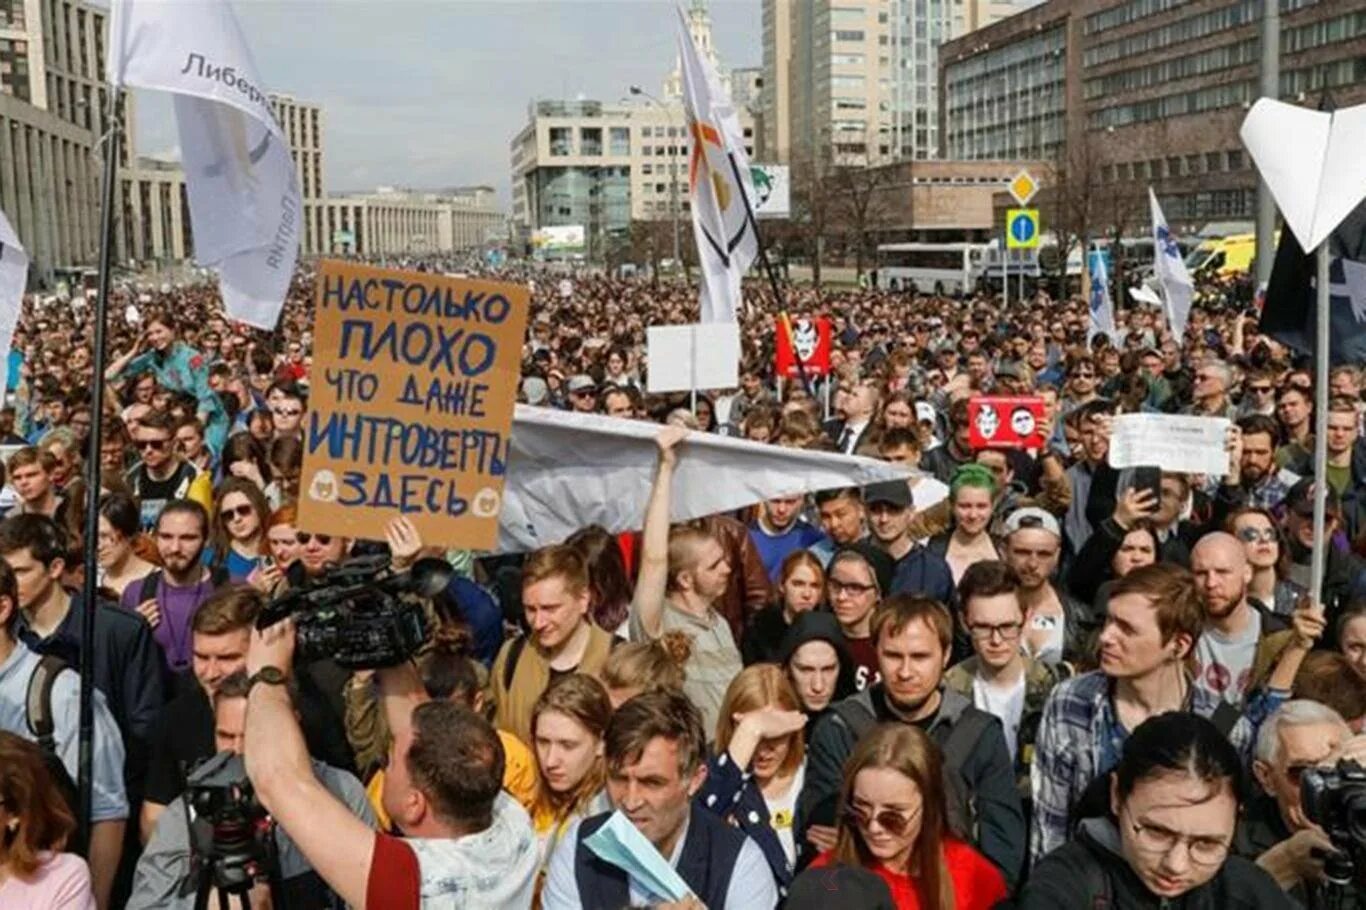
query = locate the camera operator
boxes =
[242,618,539,908]
[129,669,376,909]
[1238,700,1356,908]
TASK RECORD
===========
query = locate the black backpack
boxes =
[24,654,85,853]
[831,696,995,843]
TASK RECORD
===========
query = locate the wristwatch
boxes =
[247,666,288,693]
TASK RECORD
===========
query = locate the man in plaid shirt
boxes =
[1030,563,1254,864]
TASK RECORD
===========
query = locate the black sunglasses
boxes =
[296,532,332,546]
[221,504,254,521]
[135,438,169,452]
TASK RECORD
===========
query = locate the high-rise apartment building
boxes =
[763,0,1029,167]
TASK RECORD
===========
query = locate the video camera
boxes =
[256,554,453,670]
[1302,759,1366,886]
[178,752,276,899]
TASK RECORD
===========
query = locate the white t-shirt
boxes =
[1194,608,1261,707]
[763,762,805,869]
[972,671,1027,763]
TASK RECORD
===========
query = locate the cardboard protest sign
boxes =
[774,315,832,378]
[300,260,529,549]
[968,396,1045,450]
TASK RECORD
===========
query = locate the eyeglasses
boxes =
[135,438,169,452]
[844,800,922,837]
[828,578,877,597]
[1123,807,1230,866]
[1071,370,1095,379]
[1248,385,1273,395]
[295,532,332,546]
[1235,527,1277,544]
[222,504,254,521]
[272,408,303,418]
[967,621,1024,642]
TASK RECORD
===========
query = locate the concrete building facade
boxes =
[940,0,1366,231]
[763,0,1031,167]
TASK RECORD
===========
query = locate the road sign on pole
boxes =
[1009,170,1038,206]
[1006,208,1040,250]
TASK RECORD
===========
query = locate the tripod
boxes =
[190,858,284,910]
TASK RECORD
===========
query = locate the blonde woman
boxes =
[697,664,808,899]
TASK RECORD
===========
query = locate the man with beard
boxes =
[1189,532,1304,710]
[119,500,223,676]
[797,595,1025,884]
[1223,416,1293,510]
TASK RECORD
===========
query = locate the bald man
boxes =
[1190,532,1296,708]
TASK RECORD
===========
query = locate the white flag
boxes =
[497,406,907,552]
[108,0,299,330]
[1087,247,1117,344]
[1149,189,1194,340]
[676,6,757,324]
[0,210,26,401]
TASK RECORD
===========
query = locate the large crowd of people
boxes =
[0,256,1363,909]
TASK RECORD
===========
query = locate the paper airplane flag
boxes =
[1261,197,1366,366]
[676,5,757,325]
[1239,98,1366,251]
[108,0,300,330]
[0,210,27,401]
[496,406,907,552]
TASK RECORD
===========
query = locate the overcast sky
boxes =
[132,0,761,204]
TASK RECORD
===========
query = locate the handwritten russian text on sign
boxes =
[301,260,529,549]
[1108,413,1231,476]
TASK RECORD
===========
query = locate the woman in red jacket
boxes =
[811,723,1006,910]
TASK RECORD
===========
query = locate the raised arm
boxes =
[630,425,688,640]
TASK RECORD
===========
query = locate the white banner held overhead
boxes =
[0,211,26,401]
[646,322,741,394]
[1149,188,1194,340]
[1108,413,1231,476]
[676,6,757,324]
[497,406,908,552]
[108,0,299,330]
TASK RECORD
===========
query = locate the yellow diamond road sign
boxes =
[1009,170,1038,206]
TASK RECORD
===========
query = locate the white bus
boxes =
[875,243,989,295]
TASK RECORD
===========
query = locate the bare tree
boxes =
[832,164,896,280]
[789,143,839,289]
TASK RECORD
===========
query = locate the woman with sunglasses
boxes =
[1017,712,1292,910]
[206,477,271,583]
[1225,508,1305,617]
[810,724,1005,910]
[698,664,809,898]
[0,732,96,909]
[95,491,156,598]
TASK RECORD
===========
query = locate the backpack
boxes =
[24,654,84,852]
[832,696,994,843]
[502,631,626,690]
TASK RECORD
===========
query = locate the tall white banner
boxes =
[1149,188,1194,340]
[108,0,299,329]
[0,211,26,401]
[1088,247,1117,344]
[676,6,756,325]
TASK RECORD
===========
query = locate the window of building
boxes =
[609,126,630,156]
[580,127,602,156]
[549,127,573,157]
[1205,151,1222,172]
[834,29,866,41]
[1226,149,1244,170]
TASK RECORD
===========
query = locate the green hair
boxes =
[950,463,998,500]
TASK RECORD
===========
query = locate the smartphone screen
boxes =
[1133,466,1162,504]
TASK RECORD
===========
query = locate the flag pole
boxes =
[1310,241,1330,602]
[724,152,814,400]
[77,87,121,845]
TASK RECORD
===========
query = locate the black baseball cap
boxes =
[1285,478,1341,517]
[864,480,912,510]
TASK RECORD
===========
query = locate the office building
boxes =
[765,0,1030,167]
[940,0,1366,228]
[322,186,504,257]
[509,98,756,255]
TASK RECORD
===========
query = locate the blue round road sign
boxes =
[1010,213,1036,244]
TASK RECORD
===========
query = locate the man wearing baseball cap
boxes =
[863,481,954,606]
[565,375,597,413]
[1002,507,1093,668]
[1281,478,1366,637]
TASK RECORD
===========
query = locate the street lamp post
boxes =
[630,85,682,273]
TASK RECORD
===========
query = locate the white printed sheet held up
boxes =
[1108,414,1231,476]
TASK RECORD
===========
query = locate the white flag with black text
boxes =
[108,0,299,329]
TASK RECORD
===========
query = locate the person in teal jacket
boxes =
[105,314,230,455]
